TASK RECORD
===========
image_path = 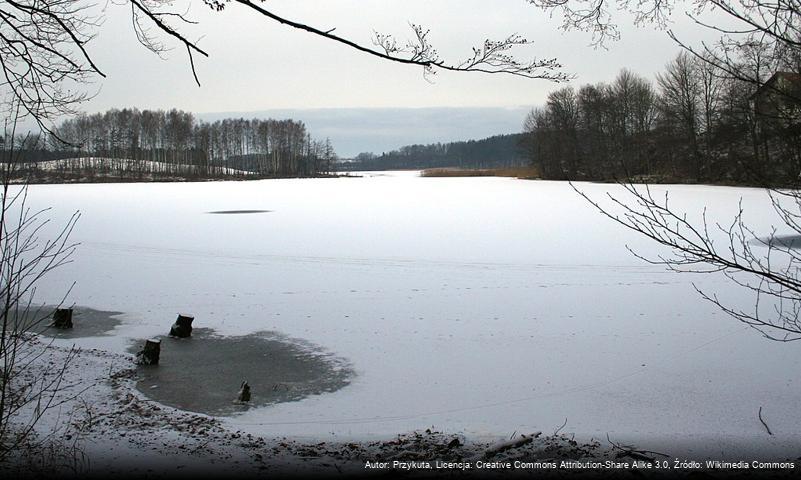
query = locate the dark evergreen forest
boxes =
[337,134,527,171]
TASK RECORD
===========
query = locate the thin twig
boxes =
[758,406,773,435]
[554,417,568,436]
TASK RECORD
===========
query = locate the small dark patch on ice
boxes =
[206,210,272,215]
[129,328,353,416]
[30,305,124,338]
[751,234,801,249]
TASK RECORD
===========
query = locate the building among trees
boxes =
[751,72,801,171]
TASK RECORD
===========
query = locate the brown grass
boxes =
[420,166,540,179]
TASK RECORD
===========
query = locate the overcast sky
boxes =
[71,0,726,156]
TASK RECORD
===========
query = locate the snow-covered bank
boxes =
[15,171,801,464]
[7,341,798,478]
[7,341,623,478]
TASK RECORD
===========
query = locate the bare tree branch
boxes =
[573,178,801,341]
[232,0,571,81]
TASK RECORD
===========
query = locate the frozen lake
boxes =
[28,171,801,458]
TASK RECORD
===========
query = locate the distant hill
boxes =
[336,133,528,171]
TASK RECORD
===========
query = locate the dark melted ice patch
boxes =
[130,328,353,416]
[206,210,272,214]
[31,306,124,339]
[750,234,801,249]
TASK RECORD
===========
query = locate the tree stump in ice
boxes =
[235,381,251,403]
[52,308,73,329]
[137,339,161,365]
[169,314,194,338]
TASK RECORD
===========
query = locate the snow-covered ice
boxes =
[24,170,801,458]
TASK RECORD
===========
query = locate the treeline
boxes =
[338,134,527,171]
[522,53,801,183]
[5,108,336,181]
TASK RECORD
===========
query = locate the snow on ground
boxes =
[8,339,618,477]
[19,170,801,462]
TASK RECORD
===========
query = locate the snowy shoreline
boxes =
[4,336,798,478]
[6,338,619,477]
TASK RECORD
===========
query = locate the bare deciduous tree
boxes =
[525,0,801,341]
[0,111,81,462]
[657,52,703,178]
